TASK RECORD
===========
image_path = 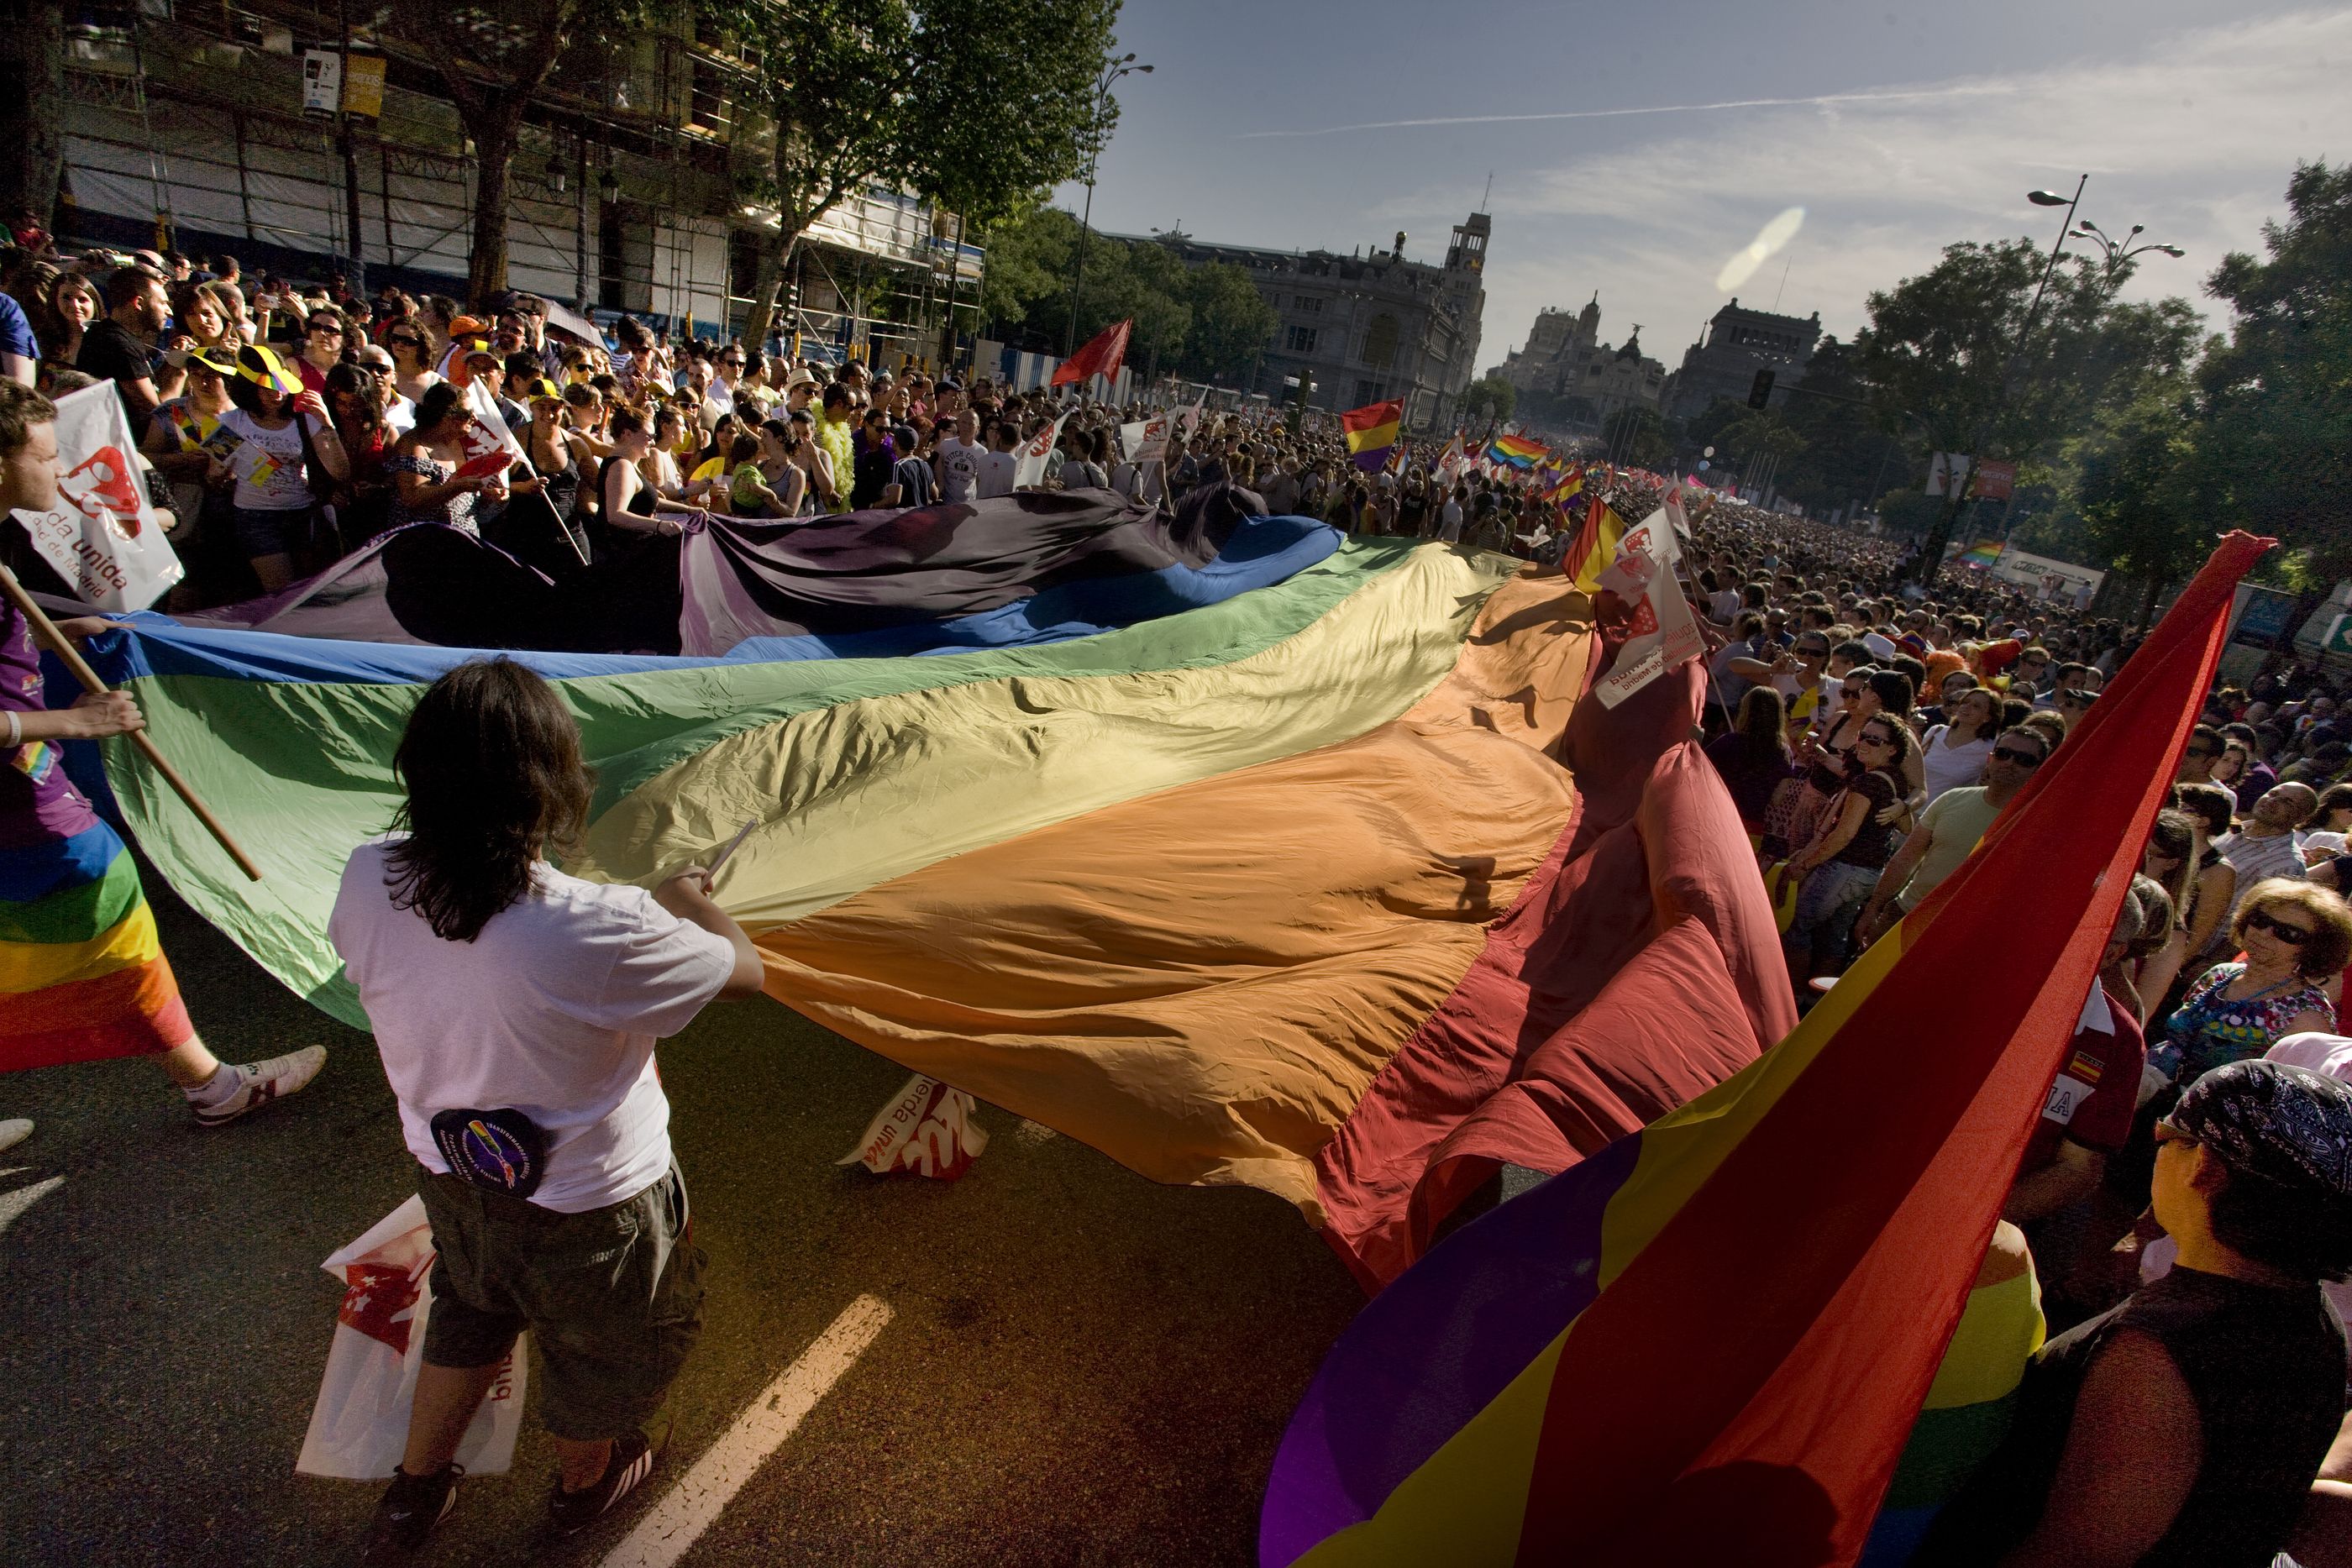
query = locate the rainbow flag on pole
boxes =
[1957,538,2005,569]
[1485,433,1548,469]
[1260,532,2268,1568]
[1341,400,1404,472]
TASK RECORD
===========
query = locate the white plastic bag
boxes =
[295,1194,527,1479]
[838,1072,989,1181]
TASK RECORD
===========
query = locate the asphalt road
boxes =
[1,866,1368,1568]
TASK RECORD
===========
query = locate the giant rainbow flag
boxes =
[1259,531,2265,1564]
[66,501,1789,1279]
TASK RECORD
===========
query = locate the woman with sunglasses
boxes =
[2170,781,2242,981]
[291,307,348,396]
[1780,714,1915,988]
[2153,880,2350,1086]
[383,323,442,409]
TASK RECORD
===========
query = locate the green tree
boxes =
[719,0,1117,346]
[1851,239,2046,574]
[1178,262,1277,384]
[386,0,671,305]
[2080,391,2210,626]
[2194,160,2352,579]
[1462,372,1515,427]
[1600,405,1672,469]
[1854,237,2201,578]
[974,203,1077,331]
[1774,338,1915,514]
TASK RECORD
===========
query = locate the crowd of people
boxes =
[6,231,2352,1565]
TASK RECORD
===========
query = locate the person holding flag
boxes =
[0,380,327,1154]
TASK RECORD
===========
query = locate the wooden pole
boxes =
[0,565,265,882]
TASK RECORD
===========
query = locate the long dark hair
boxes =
[386,659,592,941]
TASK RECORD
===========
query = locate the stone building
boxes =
[1130,212,1488,428]
[1662,298,1822,421]
[1495,293,1667,432]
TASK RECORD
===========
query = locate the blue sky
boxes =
[1053,2,2351,373]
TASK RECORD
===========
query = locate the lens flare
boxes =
[1714,207,1807,291]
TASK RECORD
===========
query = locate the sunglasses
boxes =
[1797,643,1830,657]
[1858,731,1898,748]
[308,322,343,335]
[2187,745,2219,758]
[1991,745,2045,767]
[387,335,423,349]
[2244,908,2314,946]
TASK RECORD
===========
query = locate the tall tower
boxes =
[1576,291,1600,348]
[1441,212,1490,400]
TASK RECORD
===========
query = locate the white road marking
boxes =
[0,1172,64,1239]
[600,1294,894,1568]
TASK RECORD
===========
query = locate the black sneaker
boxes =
[548,1428,659,1537]
[359,1461,461,1561]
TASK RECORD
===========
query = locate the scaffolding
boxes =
[55,2,980,350]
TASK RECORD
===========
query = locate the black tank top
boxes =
[1921,1266,2347,1565]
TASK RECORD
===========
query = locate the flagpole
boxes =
[0,564,265,882]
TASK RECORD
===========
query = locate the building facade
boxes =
[1127,212,1488,429]
[1495,293,1667,433]
[1663,297,1822,421]
[49,2,979,357]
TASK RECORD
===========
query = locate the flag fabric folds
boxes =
[1260,531,2267,1568]
[1050,319,1133,387]
[1486,433,1548,469]
[1956,539,2005,569]
[75,519,1778,1276]
[1341,400,1404,473]
[1562,497,1626,592]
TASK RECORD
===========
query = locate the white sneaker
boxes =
[0,1118,31,1155]
[192,1046,328,1129]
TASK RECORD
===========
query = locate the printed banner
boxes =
[838,1072,990,1181]
[1594,506,1705,709]
[10,383,182,611]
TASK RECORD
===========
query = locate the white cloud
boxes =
[1412,8,2351,370]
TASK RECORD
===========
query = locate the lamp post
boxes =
[2066,218,2187,281]
[1063,52,1152,358]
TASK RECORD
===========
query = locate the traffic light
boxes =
[1747,368,1776,410]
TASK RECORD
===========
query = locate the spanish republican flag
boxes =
[1051,318,1132,387]
[1260,533,2270,1568]
[1341,399,1404,472]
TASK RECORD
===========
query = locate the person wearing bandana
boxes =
[1919,1059,2352,1565]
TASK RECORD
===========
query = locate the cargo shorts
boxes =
[417,1160,705,1443]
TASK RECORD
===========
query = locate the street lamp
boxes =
[1063,52,1152,358]
[2067,218,2187,278]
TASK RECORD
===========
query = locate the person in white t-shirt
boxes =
[974,418,1020,500]
[334,659,764,1558]
[932,408,985,503]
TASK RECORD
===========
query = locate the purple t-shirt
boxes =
[1,600,99,852]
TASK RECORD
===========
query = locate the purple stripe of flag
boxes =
[1259,1133,1645,1567]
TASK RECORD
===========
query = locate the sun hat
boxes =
[234,343,302,394]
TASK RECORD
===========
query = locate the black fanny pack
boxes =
[429,1107,549,1199]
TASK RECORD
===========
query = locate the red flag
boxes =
[1050,319,1132,387]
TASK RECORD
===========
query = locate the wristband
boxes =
[3,709,18,747]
